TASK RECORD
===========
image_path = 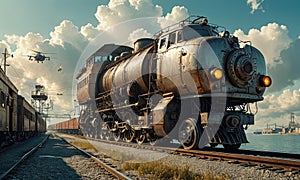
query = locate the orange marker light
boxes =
[259,75,272,87]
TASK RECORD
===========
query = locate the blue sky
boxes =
[0,1,298,40]
[0,0,299,128]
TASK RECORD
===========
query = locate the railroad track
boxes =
[70,134,300,173]
[144,144,300,172]
[1,134,132,179]
[134,143,300,172]
[0,135,49,180]
[55,134,132,180]
[174,148,300,172]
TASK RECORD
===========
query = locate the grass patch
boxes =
[71,140,136,162]
[122,161,231,180]
[72,140,98,152]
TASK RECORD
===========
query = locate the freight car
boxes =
[0,67,46,147]
[17,95,47,138]
[0,67,18,145]
[76,16,272,150]
[48,118,80,134]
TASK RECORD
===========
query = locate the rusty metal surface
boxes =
[152,96,174,137]
[102,46,153,93]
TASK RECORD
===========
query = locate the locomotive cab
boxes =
[157,17,222,52]
[182,24,219,39]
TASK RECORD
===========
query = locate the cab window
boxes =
[169,32,176,45]
[102,56,108,61]
[94,56,101,63]
[182,25,213,40]
[159,37,167,49]
[177,31,183,42]
[109,55,114,61]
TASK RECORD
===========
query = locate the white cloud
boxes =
[265,37,300,92]
[0,40,10,50]
[83,2,188,43]
[254,88,300,129]
[4,31,81,115]
[298,36,300,39]
[258,89,300,116]
[50,20,88,50]
[36,76,72,110]
[233,23,292,67]
[278,89,300,109]
[157,6,189,29]
[80,23,101,41]
[95,0,162,31]
[247,0,265,14]
[128,28,152,43]
[6,32,44,54]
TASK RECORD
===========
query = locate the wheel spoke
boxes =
[99,130,105,139]
[113,131,121,142]
[149,137,157,146]
[178,118,201,150]
[124,129,135,143]
[105,132,111,140]
[136,132,146,145]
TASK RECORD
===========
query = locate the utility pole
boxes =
[1,48,13,74]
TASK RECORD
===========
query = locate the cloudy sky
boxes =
[0,0,299,129]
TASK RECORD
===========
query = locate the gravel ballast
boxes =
[6,134,118,179]
[61,133,300,180]
[0,134,47,176]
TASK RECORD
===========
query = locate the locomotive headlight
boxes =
[259,75,272,87]
[210,68,223,80]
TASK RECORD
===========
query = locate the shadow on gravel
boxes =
[7,134,86,179]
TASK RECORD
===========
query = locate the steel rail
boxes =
[175,149,300,171]
[0,135,49,180]
[62,134,300,172]
[56,134,132,180]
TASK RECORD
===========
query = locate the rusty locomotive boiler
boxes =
[76,16,271,150]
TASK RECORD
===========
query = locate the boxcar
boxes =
[0,68,46,147]
[0,68,18,143]
[49,118,79,134]
[67,118,79,134]
[17,95,37,137]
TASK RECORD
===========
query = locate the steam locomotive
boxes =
[76,16,271,150]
